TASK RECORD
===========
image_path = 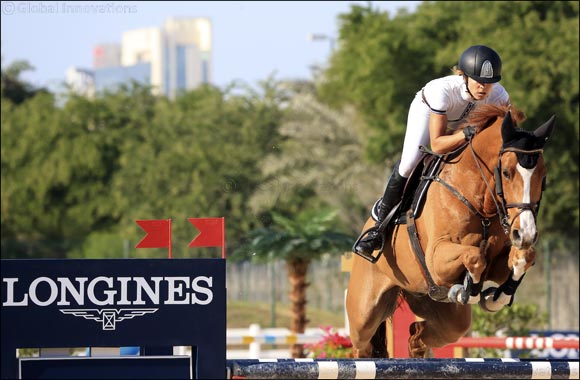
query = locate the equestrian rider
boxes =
[353,45,511,257]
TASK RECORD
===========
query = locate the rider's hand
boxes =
[463,126,476,141]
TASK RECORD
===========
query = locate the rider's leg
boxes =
[353,96,430,257]
[353,161,407,256]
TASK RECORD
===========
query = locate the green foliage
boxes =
[1,76,284,259]
[470,303,547,358]
[231,208,353,263]
[1,59,48,104]
[67,231,129,259]
[249,85,385,232]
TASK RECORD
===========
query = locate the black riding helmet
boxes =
[458,45,502,83]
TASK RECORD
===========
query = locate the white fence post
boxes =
[249,323,261,358]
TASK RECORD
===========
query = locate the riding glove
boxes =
[463,126,476,141]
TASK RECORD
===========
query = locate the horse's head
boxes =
[496,110,556,249]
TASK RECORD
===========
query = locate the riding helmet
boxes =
[458,45,502,83]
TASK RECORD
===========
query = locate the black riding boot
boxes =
[353,163,407,257]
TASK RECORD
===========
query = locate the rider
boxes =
[353,45,511,258]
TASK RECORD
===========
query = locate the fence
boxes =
[226,253,579,330]
[226,324,580,359]
[226,256,349,312]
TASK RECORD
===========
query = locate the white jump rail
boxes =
[226,324,580,359]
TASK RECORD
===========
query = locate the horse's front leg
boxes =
[480,246,535,312]
[431,240,487,305]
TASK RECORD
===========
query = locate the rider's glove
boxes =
[463,126,476,141]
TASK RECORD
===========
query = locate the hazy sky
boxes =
[1,1,420,90]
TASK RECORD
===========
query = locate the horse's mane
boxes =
[462,104,526,132]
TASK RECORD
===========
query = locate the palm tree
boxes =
[234,81,387,357]
[249,84,386,233]
[232,208,352,358]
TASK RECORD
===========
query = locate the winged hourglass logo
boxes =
[60,308,158,330]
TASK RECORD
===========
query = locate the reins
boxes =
[421,138,545,239]
[419,143,493,241]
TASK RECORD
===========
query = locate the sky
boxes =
[0,1,420,91]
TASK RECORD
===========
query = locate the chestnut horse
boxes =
[346,104,556,358]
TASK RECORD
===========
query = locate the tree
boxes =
[110,81,284,258]
[1,83,154,258]
[1,75,286,259]
[231,208,352,358]
[249,82,386,232]
[1,59,48,104]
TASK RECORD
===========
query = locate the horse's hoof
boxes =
[448,284,467,304]
[479,287,502,312]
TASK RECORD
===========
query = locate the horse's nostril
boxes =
[511,229,521,243]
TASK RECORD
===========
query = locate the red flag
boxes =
[135,219,172,249]
[188,218,224,248]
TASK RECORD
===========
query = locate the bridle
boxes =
[469,142,545,236]
[426,135,546,243]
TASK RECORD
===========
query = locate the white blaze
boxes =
[516,164,537,242]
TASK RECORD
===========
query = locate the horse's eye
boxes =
[502,169,511,180]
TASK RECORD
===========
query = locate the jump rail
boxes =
[226,332,579,349]
[226,326,579,359]
[226,358,580,379]
[457,337,580,350]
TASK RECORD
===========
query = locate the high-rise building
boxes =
[93,44,122,69]
[65,67,95,98]
[66,17,212,99]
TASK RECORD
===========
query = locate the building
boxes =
[66,17,212,99]
[93,44,122,69]
[65,67,95,98]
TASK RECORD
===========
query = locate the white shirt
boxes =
[398,75,510,177]
[420,75,510,131]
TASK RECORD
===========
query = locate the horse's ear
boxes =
[501,110,518,143]
[533,114,556,144]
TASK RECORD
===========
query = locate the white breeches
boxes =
[398,95,431,178]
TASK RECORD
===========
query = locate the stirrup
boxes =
[352,226,386,263]
[352,201,402,264]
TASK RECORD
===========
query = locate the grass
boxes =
[227,300,346,330]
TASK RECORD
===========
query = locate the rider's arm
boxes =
[428,113,468,154]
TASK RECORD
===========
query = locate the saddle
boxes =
[355,143,467,264]
[392,145,454,227]
[362,144,467,264]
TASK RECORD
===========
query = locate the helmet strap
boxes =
[464,75,476,101]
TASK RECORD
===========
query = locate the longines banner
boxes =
[1,258,226,379]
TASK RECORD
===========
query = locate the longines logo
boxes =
[60,308,158,330]
[2,275,214,330]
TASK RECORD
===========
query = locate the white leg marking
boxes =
[513,258,527,279]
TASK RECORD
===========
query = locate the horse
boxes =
[346,104,556,358]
